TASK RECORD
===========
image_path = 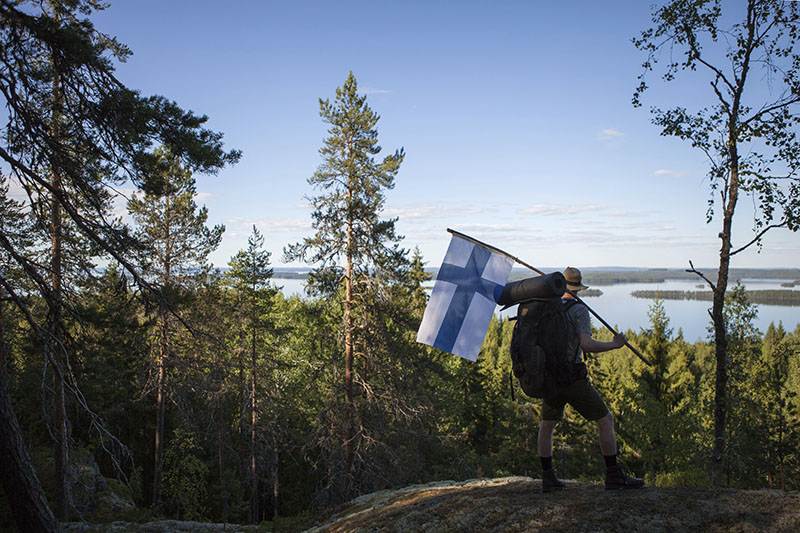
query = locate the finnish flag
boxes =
[417,233,513,361]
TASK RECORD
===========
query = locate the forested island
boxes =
[632,289,800,306]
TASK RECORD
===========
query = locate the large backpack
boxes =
[509,298,587,399]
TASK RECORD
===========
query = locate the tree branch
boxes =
[686,260,716,291]
[730,219,788,256]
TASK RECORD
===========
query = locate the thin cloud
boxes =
[557,227,704,247]
[226,217,311,238]
[653,169,688,178]
[384,203,485,221]
[597,129,624,141]
[521,203,606,216]
[606,209,661,218]
[195,191,214,203]
[454,223,537,235]
[361,87,391,95]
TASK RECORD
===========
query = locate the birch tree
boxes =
[633,0,800,486]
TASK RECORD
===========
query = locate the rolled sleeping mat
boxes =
[497,271,566,306]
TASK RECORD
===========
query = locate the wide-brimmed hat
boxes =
[563,266,588,291]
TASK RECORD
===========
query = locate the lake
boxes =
[275,277,800,343]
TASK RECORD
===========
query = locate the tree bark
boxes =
[249,324,257,524]
[153,257,171,508]
[50,67,69,523]
[152,306,167,508]
[0,291,8,382]
[0,370,60,532]
[710,278,728,486]
[710,132,740,486]
[153,196,173,509]
[272,444,279,520]
[217,390,227,522]
[343,187,355,485]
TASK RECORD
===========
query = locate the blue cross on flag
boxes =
[417,233,513,361]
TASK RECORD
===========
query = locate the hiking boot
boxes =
[542,468,565,493]
[605,464,645,490]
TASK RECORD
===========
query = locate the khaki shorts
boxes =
[541,379,610,422]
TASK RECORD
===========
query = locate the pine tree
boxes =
[128,146,224,509]
[0,1,238,527]
[285,71,405,501]
[721,285,762,487]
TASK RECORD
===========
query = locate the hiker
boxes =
[538,267,645,492]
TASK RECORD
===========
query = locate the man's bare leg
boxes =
[538,419,564,492]
[596,412,645,489]
[538,419,557,457]
[596,412,616,457]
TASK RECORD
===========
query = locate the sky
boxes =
[84,0,799,271]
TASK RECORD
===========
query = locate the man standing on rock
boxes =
[538,267,645,492]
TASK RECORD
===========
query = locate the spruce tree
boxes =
[227,226,276,523]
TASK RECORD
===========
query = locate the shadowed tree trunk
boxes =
[49,43,69,521]
[0,371,59,532]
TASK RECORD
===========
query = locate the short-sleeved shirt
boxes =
[541,298,608,422]
[563,297,591,363]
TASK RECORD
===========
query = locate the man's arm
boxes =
[579,332,626,354]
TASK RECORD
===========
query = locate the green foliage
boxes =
[128,146,224,286]
[162,427,209,521]
[633,0,800,236]
[284,71,406,294]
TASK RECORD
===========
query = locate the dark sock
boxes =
[604,454,617,468]
[540,456,553,471]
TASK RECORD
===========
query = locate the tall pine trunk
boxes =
[272,444,279,520]
[249,325,258,523]
[217,385,228,521]
[343,186,355,484]
[153,213,171,508]
[152,305,167,508]
[0,290,7,380]
[50,54,69,521]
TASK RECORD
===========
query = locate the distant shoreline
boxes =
[507,267,800,286]
[271,267,800,285]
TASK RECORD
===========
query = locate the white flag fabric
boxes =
[416,233,513,361]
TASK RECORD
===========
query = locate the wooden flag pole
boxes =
[446,228,652,366]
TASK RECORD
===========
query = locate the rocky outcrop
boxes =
[306,476,800,532]
[63,521,264,532]
[58,476,800,532]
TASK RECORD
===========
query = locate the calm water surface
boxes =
[277,277,800,343]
